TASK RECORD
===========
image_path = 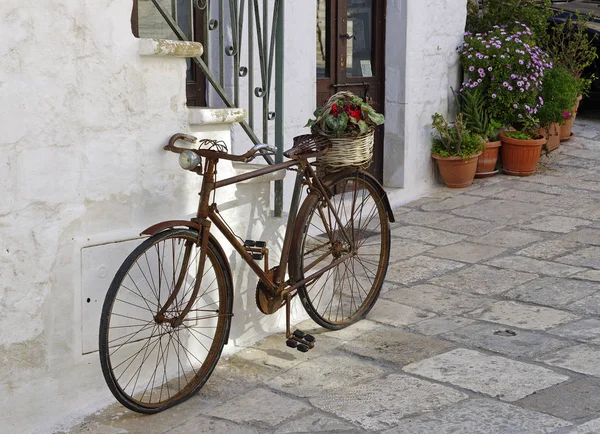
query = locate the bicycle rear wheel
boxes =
[290,170,391,330]
[99,228,232,414]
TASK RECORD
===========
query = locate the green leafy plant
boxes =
[504,130,537,140]
[431,113,485,159]
[544,12,598,97]
[306,93,384,137]
[466,0,553,46]
[454,87,501,141]
[458,24,552,136]
[537,65,579,126]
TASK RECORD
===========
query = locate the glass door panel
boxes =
[346,0,373,78]
[316,0,330,79]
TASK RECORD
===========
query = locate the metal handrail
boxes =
[149,0,286,215]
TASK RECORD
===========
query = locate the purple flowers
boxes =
[457,22,550,127]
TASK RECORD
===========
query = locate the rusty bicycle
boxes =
[99,132,394,414]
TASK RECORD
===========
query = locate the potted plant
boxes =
[456,88,501,177]
[431,112,484,188]
[458,23,553,176]
[306,91,384,169]
[536,65,579,151]
[544,12,598,141]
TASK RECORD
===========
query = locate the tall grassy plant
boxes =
[544,13,598,97]
[537,65,579,126]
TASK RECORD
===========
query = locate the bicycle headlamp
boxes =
[178,150,202,171]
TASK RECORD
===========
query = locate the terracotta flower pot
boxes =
[560,95,582,142]
[539,123,561,152]
[499,131,545,176]
[475,140,501,178]
[432,152,482,188]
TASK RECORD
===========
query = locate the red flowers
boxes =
[349,109,361,122]
[330,102,361,121]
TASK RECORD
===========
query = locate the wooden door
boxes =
[316,0,386,181]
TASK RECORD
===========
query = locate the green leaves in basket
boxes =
[366,107,385,126]
[326,112,349,136]
[349,116,370,135]
[305,91,385,136]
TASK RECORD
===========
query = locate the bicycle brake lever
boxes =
[164,133,198,151]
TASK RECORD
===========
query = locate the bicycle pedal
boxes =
[297,343,309,353]
[286,339,299,348]
[245,240,267,261]
[293,330,315,343]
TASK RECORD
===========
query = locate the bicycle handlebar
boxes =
[164,133,277,163]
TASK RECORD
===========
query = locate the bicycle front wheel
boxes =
[290,170,391,330]
[99,228,232,414]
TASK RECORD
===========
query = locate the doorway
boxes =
[316,0,386,180]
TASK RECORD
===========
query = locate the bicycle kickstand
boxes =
[285,292,316,353]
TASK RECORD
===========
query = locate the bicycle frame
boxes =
[143,148,357,326]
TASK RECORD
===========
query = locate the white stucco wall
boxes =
[0,0,467,431]
[0,1,307,432]
[384,0,468,199]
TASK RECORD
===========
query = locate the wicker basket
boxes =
[312,91,375,170]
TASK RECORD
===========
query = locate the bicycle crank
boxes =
[255,266,285,314]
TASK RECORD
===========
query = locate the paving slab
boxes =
[385,255,465,285]
[522,216,592,234]
[568,292,600,316]
[233,332,340,371]
[495,179,577,195]
[367,298,435,327]
[555,204,600,220]
[485,255,585,278]
[266,351,385,398]
[517,379,600,421]
[503,277,598,309]
[382,283,494,316]
[572,269,600,282]
[426,242,506,264]
[408,316,475,336]
[378,238,434,260]
[168,417,259,433]
[567,418,600,434]
[428,264,537,295]
[561,228,600,246]
[394,210,454,226]
[272,412,357,434]
[426,216,504,236]
[451,199,548,223]
[381,399,571,434]
[517,240,583,260]
[341,325,456,366]
[420,195,484,211]
[557,245,600,269]
[404,348,569,401]
[440,321,570,358]
[467,300,579,331]
[390,225,467,246]
[309,374,468,431]
[492,188,557,203]
[203,388,310,429]
[468,228,545,248]
[540,344,600,377]
[466,184,508,197]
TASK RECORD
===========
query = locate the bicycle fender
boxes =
[322,170,395,223]
[140,220,235,344]
[141,220,204,236]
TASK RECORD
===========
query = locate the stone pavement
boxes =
[65,117,600,434]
